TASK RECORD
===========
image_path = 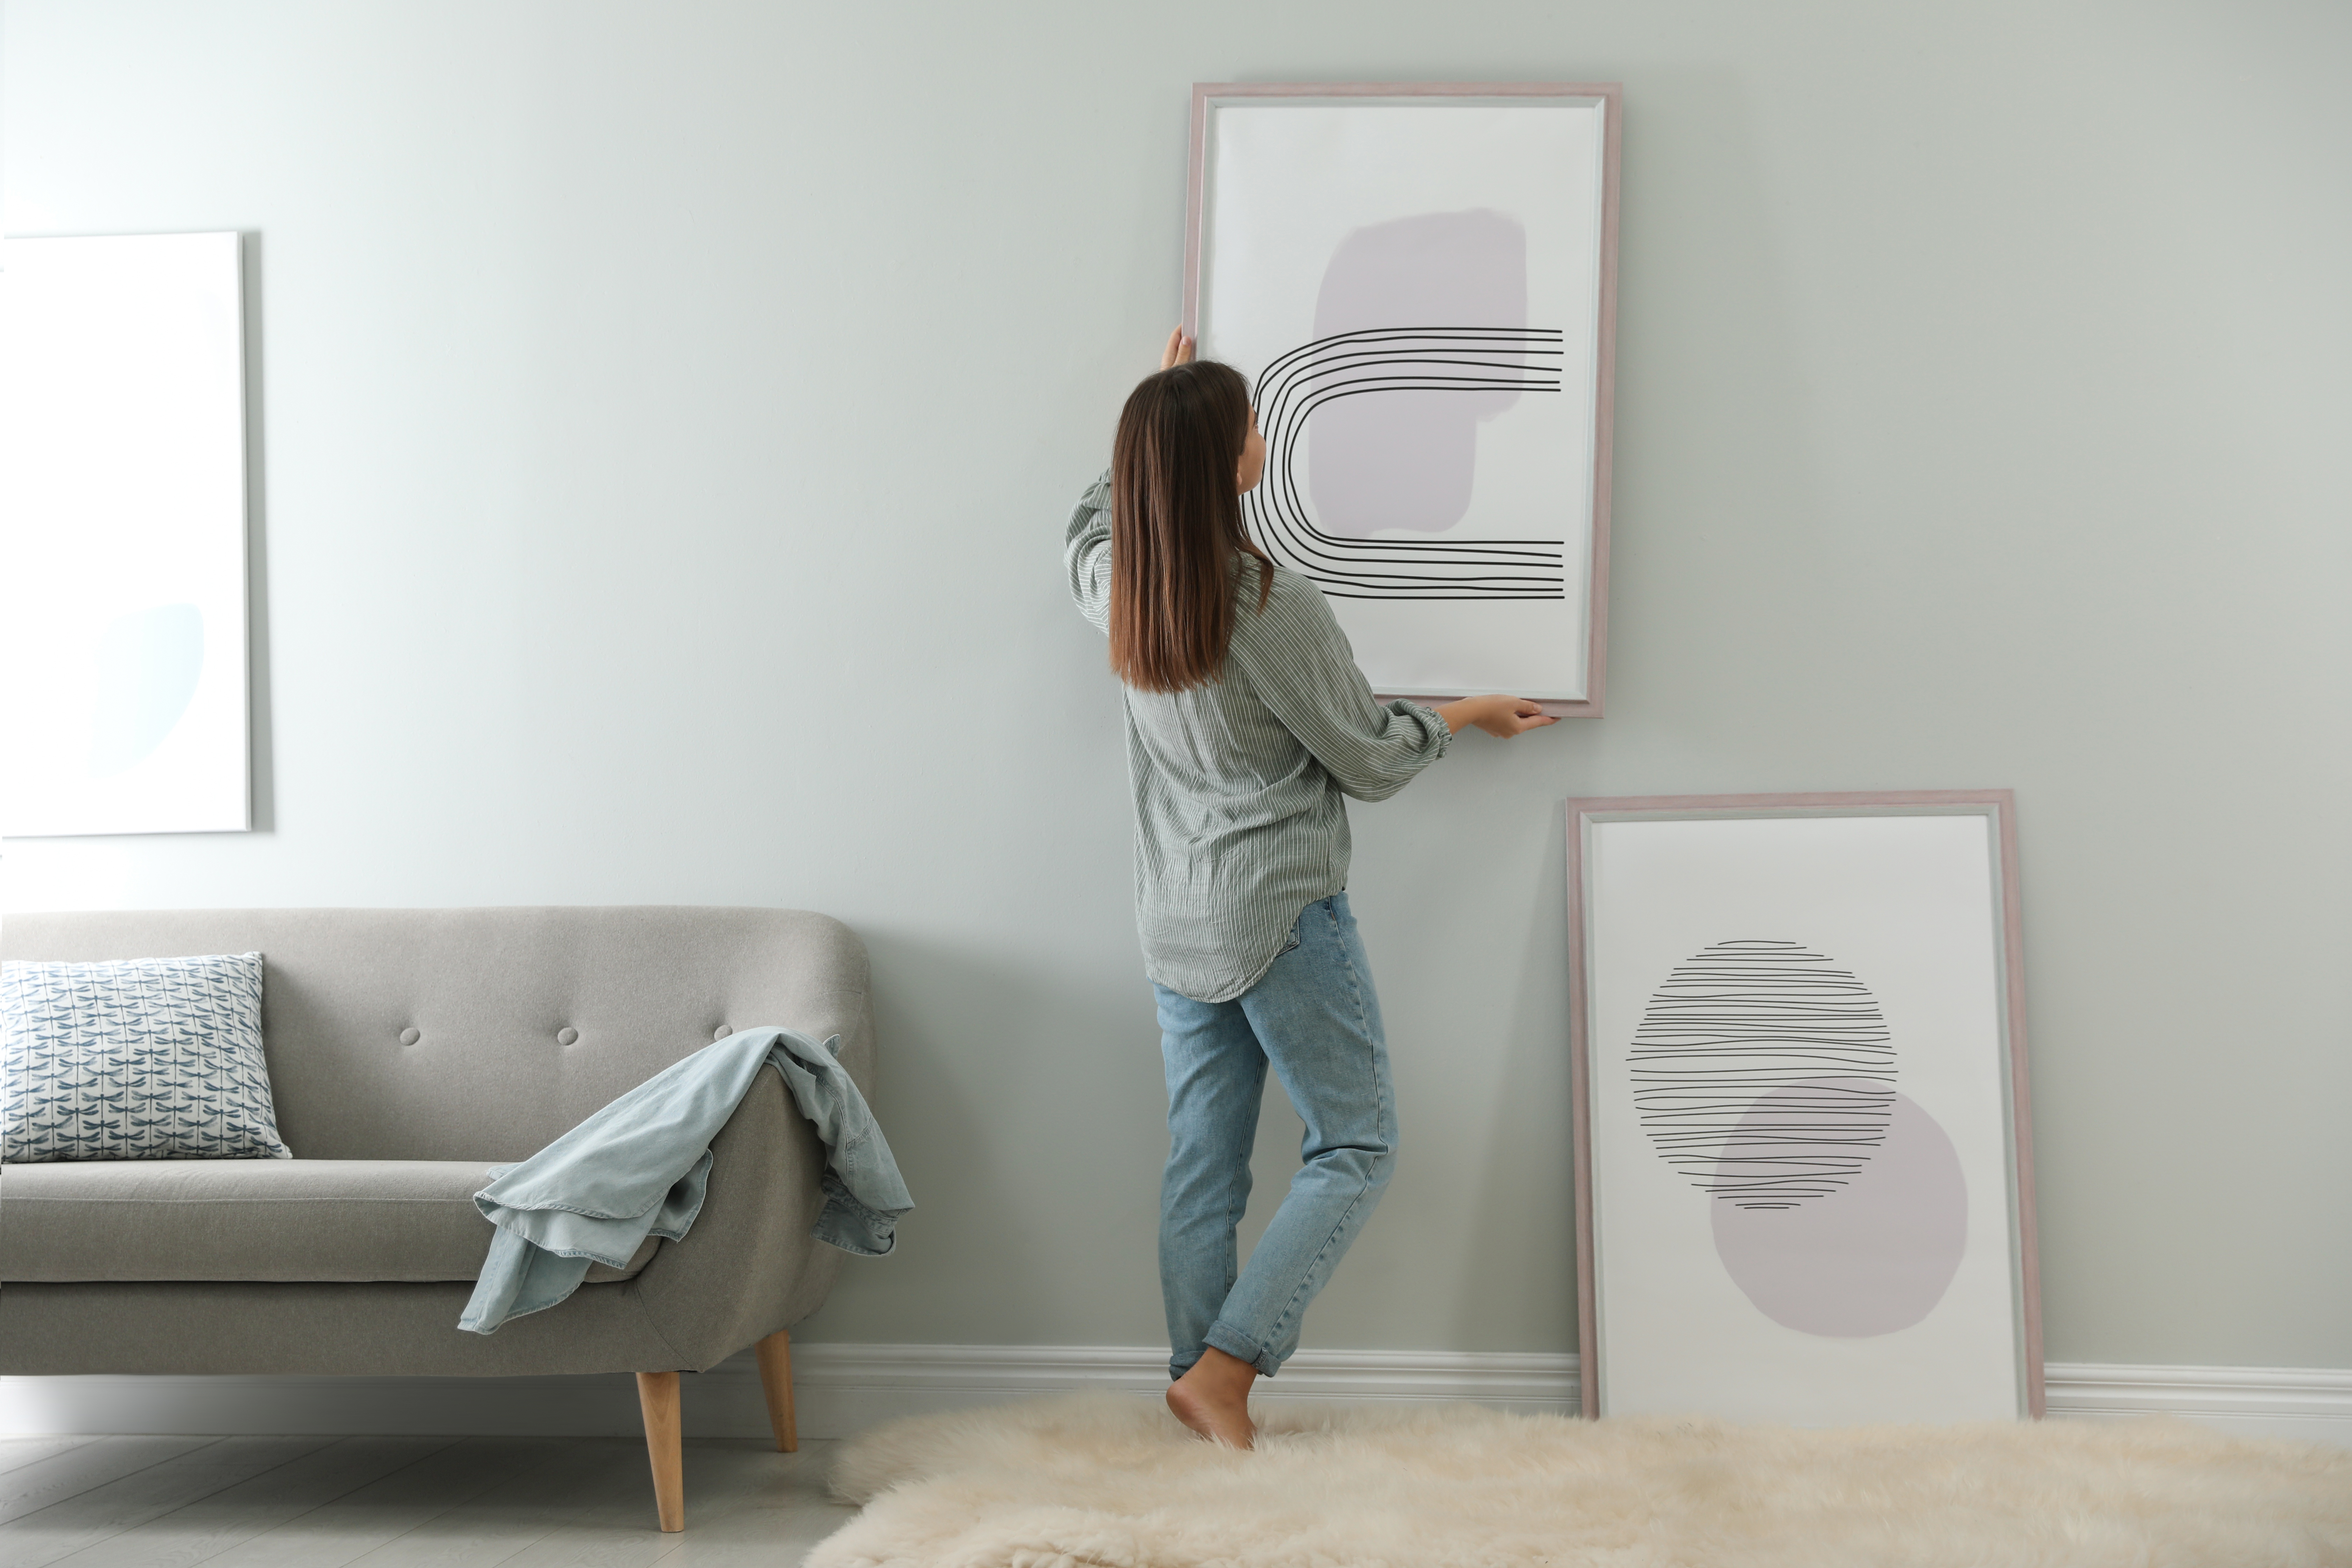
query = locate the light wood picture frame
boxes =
[1566,791,2044,1423]
[1184,83,1621,716]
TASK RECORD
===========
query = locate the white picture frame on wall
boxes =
[1567,791,2044,1423]
[1184,83,1621,716]
[0,231,252,838]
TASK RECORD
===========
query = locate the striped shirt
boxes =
[1064,472,1451,1002]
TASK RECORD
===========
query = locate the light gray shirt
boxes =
[1065,472,1451,1002]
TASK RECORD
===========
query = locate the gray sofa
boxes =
[0,905,876,1531]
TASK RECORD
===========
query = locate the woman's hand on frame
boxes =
[1161,328,1196,370]
[1434,694,1560,738]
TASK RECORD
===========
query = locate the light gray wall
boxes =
[5,0,2346,1370]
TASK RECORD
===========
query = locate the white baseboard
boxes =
[4,1346,2346,1446]
[2043,1362,2352,1444]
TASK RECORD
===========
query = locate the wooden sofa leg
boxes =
[754,1328,799,1452]
[635,1371,685,1532]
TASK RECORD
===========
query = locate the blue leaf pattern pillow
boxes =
[0,952,292,1162]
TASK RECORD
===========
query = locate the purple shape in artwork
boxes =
[1307,209,1527,537]
[1710,1081,1969,1338]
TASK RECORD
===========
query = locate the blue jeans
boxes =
[1153,893,1397,1380]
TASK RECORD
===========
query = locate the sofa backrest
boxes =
[0,906,873,1162]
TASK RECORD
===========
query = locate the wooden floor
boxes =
[0,1433,858,1567]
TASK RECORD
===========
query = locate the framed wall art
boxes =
[1566,792,2042,1423]
[1184,83,1620,715]
[0,231,251,837]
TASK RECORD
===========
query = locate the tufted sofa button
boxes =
[712,1024,730,1041]
[556,1027,579,1046]
[398,1027,420,1046]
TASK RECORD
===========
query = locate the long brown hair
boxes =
[1109,359,1274,693]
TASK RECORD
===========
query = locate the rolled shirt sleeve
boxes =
[1226,571,1451,802]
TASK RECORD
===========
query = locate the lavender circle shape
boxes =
[1710,1083,1969,1338]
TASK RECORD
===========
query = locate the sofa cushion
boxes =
[1,953,292,1163]
[0,1159,658,1283]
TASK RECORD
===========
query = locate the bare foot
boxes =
[1167,1346,1258,1449]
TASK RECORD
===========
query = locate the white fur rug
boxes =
[808,1394,2352,1568]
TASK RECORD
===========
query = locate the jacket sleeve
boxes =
[1231,572,1451,802]
[1063,470,1113,634]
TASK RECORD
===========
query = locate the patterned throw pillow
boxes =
[0,952,292,1162]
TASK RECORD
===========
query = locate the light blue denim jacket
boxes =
[457,1028,912,1335]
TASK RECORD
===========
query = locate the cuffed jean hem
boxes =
[1202,1321,1282,1379]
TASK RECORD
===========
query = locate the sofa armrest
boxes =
[628,995,874,1368]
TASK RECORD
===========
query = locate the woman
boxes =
[1064,330,1557,1448]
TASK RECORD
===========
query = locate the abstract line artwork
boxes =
[1569,797,2040,1425]
[1633,938,1968,1341]
[1188,85,1619,705]
[1248,328,1567,599]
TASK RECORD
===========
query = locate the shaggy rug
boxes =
[807,1394,2352,1568]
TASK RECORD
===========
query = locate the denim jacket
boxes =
[457,1028,912,1335]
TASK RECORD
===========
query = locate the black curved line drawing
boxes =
[1244,327,1567,600]
[1632,939,1896,1209]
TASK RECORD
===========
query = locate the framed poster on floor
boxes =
[1184,82,1620,714]
[1566,792,2043,1422]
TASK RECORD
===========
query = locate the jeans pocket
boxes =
[1277,917,1303,957]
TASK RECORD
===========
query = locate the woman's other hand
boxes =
[1161,328,1196,370]
[1434,695,1560,738]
